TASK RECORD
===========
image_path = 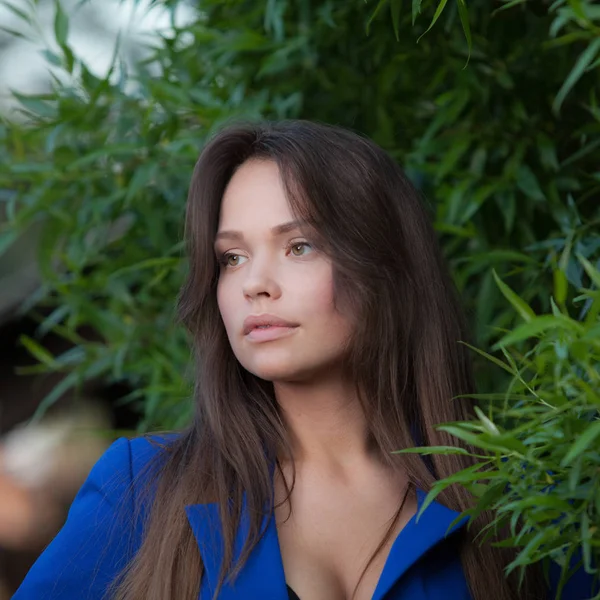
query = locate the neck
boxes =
[274,377,377,470]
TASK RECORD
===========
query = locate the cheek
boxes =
[312,284,336,316]
[305,271,355,338]
[294,268,338,319]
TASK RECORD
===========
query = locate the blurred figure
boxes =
[0,403,111,598]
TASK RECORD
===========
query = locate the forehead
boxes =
[218,159,292,228]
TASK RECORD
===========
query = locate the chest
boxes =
[188,487,473,600]
[274,476,417,600]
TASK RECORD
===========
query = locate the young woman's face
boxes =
[215,159,352,383]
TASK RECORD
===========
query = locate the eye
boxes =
[219,253,248,268]
[289,242,313,257]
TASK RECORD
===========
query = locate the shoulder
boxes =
[76,432,179,498]
[105,430,181,470]
[127,431,181,479]
[12,432,182,600]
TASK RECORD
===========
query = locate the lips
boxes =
[243,314,299,335]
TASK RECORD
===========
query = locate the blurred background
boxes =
[0,0,598,596]
[0,1,169,593]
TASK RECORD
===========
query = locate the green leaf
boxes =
[561,420,600,466]
[504,530,553,575]
[516,165,544,201]
[417,0,449,42]
[581,513,593,573]
[457,341,515,375]
[454,393,532,402]
[553,38,600,115]
[460,182,502,224]
[416,462,492,520]
[54,0,69,47]
[37,305,71,336]
[125,163,156,204]
[537,133,559,172]
[0,25,33,41]
[390,0,402,41]
[553,269,568,307]
[29,375,74,422]
[439,424,531,454]
[491,0,526,15]
[500,192,516,233]
[12,92,57,119]
[436,425,505,452]
[412,0,422,25]
[366,0,389,36]
[456,0,471,66]
[499,494,572,514]
[578,253,600,289]
[19,335,57,367]
[492,269,536,322]
[492,315,585,350]
[456,250,536,266]
[561,138,600,169]
[41,49,63,67]
[474,406,500,435]
[474,270,495,341]
[2,1,32,23]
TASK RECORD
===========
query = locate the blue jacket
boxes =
[13,436,597,600]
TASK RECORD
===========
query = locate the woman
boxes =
[13,121,594,600]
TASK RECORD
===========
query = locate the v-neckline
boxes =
[185,488,469,599]
[275,481,414,600]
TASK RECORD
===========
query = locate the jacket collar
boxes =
[372,489,469,600]
[185,489,469,600]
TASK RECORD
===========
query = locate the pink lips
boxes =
[243,314,299,342]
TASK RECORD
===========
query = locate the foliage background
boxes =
[0,0,599,594]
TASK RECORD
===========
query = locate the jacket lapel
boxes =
[186,488,469,600]
[185,495,288,600]
[371,489,469,600]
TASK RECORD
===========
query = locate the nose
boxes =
[242,256,282,301]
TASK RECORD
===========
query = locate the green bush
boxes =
[0,0,599,593]
[399,256,600,594]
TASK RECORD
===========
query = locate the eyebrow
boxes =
[214,220,304,243]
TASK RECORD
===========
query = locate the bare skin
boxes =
[272,381,417,600]
[216,160,416,599]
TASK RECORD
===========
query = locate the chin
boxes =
[242,357,329,384]
[248,365,309,383]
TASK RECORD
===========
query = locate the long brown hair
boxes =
[112,120,545,600]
